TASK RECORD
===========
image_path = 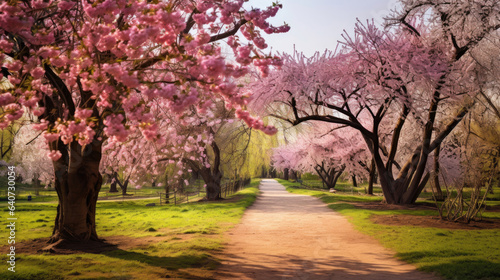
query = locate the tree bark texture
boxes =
[49,139,103,243]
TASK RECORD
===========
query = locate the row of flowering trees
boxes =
[255,0,499,204]
[0,0,288,244]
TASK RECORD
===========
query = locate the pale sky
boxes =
[247,0,400,56]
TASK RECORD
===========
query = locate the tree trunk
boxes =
[329,168,344,189]
[352,175,358,188]
[109,181,118,192]
[316,164,345,190]
[109,172,118,193]
[432,144,444,201]
[367,159,376,195]
[34,174,40,196]
[199,140,223,201]
[114,173,129,195]
[49,139,102,243]
[202,168,222,200]
[120,179,129,195]
[164,176,170,204]
[283,168,289,180]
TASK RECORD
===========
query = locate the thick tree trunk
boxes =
[352,175,358,188]
[199,140,223,201]
[49,140,102,243]
[283,168,289,180]
[202,168,222,200]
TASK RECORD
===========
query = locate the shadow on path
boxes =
[216,179,441,280]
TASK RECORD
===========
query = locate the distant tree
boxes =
[272,124,371,190]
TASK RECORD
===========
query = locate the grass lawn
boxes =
[278,179,500,280]
[0,179,261,280]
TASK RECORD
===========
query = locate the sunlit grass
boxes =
[0,179,261,280]
[279,178,500,280]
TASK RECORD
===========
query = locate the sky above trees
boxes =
[248,0,399,56]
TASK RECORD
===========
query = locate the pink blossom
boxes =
[31,120,47,131]
[96,35,117,52]
[75,108,93,119]
[0,93,15,106]
[200,56,225,77]
[32,107,45,117]
[58,1,75,11]
[31,67,45,79]
[0,39,14,53]
[43,132,59,143]
[47,150,62,161]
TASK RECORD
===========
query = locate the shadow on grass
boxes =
[102,249,218,279]
[396,250,474,262]
[414,258,500,280]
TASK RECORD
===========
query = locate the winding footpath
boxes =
[216,179,440,280]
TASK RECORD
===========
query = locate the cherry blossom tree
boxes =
[157,112,225,201]
[0,0,287,243]
[272,124,371,190]
[252,9,495,204]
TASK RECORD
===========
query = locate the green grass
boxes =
[0,177,242,204]
[278,178,500,280]
[0,179,261,280]
[277,178,384,203]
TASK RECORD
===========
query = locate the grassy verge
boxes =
[0,179,261,280]
[277,179,500,280]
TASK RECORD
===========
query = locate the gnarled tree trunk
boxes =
[201,140,223,200]
[49,139,103,243]
[201,168,222,200]
[315,163,345,190]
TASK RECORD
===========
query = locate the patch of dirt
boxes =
[371,214,500,230]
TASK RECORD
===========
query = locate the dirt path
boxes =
[216,179,441,280]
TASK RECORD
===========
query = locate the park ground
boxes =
[0,178,499,280]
